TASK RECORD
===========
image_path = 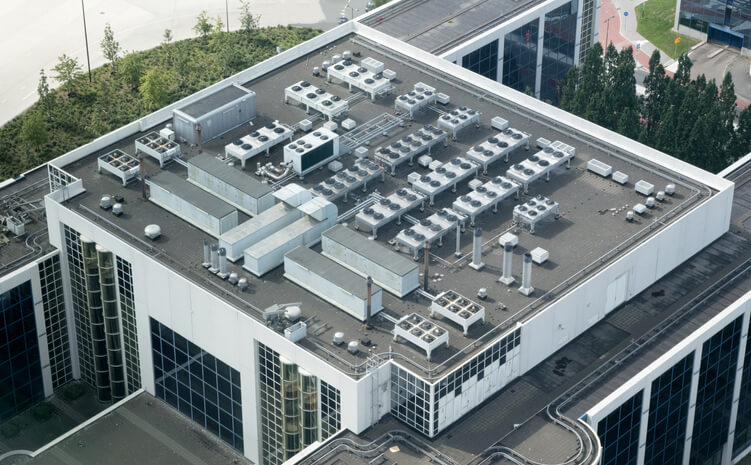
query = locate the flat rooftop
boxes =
[361,0,548,54]
[57,33,710,379]
[26,392,251,465]
[299,230,751,465]
[0,165,54,275]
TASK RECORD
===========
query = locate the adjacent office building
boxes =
[1,10,751,465]
[676,0,751,53]
[361,0,601,103]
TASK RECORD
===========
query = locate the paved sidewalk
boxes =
[600,0,674,70]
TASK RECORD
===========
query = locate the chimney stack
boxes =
[365,276,373,329]
[423,242,430,291]
[519,253,534,296]
[209,244,219,273]
[202,239,210,268]
[499,244,515,285]
[469,227,484,270]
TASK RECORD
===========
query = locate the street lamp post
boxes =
[604,15,616,45]
[225,0,230,32]
[81,0,92,83]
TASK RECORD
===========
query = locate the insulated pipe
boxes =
[423,241,430,291]
[365,276,373,329]
[519,252,534,296]
[202,239,210,267]
[219,247,227,275]
[469,227,484,270]
[454,221,461,257]
[210,244,219,271]
[499,244,515,285]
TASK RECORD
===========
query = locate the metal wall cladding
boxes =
[174,91,256,145]
[188,165,274,215]
[149,182,238,236]
[321,235,419,298]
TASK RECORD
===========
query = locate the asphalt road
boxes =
[0,0,368,126]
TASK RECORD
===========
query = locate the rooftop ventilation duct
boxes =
[519,253,534,296]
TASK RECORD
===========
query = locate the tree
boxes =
[194,11,214,38]
[239,1,260,35]
[139,68,171,110]
[20,111,48,151]
[571,42,604,117]
[52,54,82,88]
[617,106,640,139]
[36,69,54,116]
[559,66,579,112]
[120,51,145,89]
[674,54,692,85]
[101,23,121,68]
[162,28,174,46]
[730,107,751,161]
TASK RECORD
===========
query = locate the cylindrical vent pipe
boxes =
[210,244,219,271]
[470,227,484,270]
[219,247,227,275]
[499,244,515,285]
[365,276,373,329]
[519,252,534,296]
[202,239,210,266]
[455,222,461,257]
[423,241,430,291]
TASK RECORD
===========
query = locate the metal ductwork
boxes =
[519,252,534,296]
[499,244,515,285]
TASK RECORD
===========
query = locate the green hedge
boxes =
[0,26,320,179]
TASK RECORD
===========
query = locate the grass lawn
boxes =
[635,0,699,59]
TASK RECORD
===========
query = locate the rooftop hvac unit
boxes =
[393,313,449,360]
[436,106,480,138]
[284,321,307,342]
[97,149,140,186]
[135,131,182,167]
[172,84,256,145]
[430,290,485,335]
[283,128,341,176]
[512,195,559,233]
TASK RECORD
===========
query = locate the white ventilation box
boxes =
[361,57,384,74]
[299,119,313,131]
[298,197,333,221]
[633,203,647,215]
[491,116,509,131]
[635,180,655,196]
[323,121,338,132]
[499,232,518,248]
[273,183,312,207]
[468,179,484,190]
[159,127,175,141]
[341,118,356,130]
[530,247,549,264]
[436,93,450,105]
[587,159,613,177]
[328,160,343,173]
[407,172,421,184]
[417,155,432,167]
[383,69,397,80]
[428,160,443,171]
[284,321,307,342]
[612,171,629,185]
[354,147,369,158]
[536,137,551,149]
